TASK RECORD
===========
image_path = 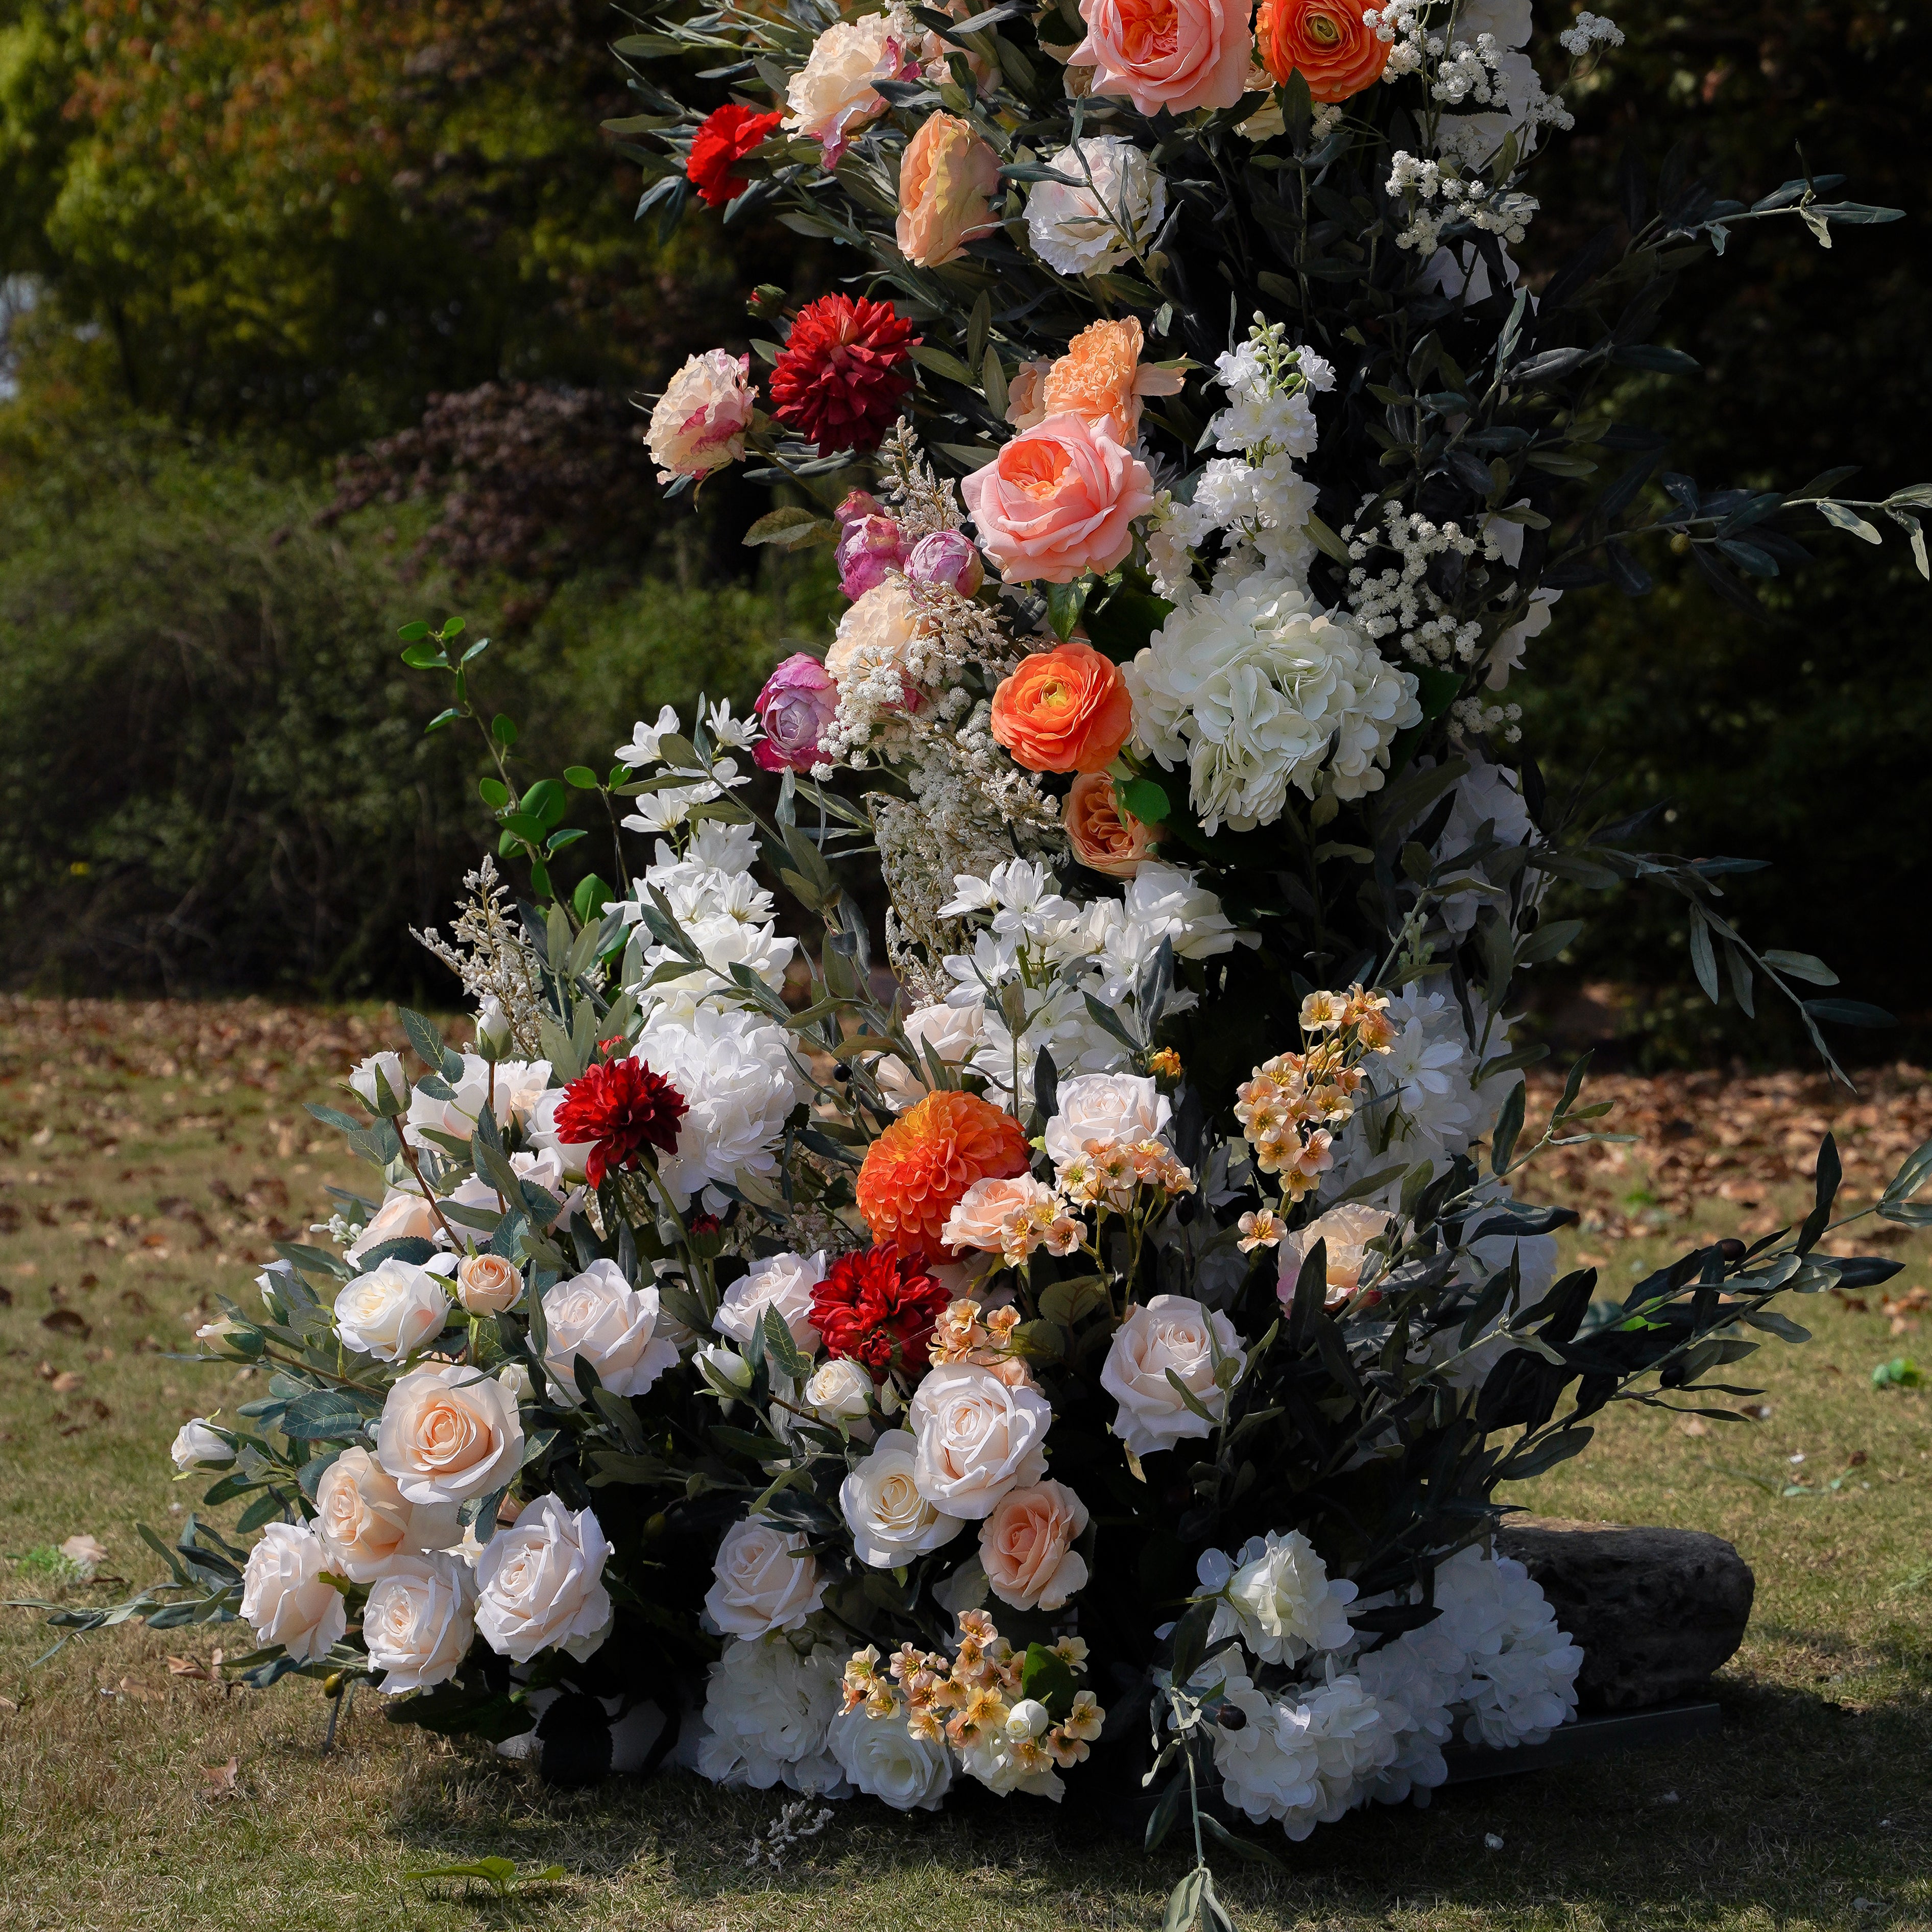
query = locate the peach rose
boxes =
[1004,358,1053,431]
[1275,1203,1393,1310]
[456,1252,524,1315]
[896,112,1002,268]
[991,639,1135,775]
[1042,317,1186,446]
[962,412,1156,585]
[1256,0,1393,103]
[315,1445,462,1582]
[1069,0,1255,117]
[979,1479,1091,1612]
[376,1362,524,1507]
[1065,770,1164,877]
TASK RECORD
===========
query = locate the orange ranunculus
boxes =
[856,1090,1033,1263]
[896,111,1002,268]
[1064,770,1163,877]
[1255,0,1391,103]
[1042,317,1187,446]
[992,640,1135,776]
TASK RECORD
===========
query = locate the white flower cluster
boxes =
[1342,499,1485,668]
[1386,151,1539,257]
[1558,10,1625,56]
[696,1630,851,1797]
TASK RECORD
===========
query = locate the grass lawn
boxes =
[1,997,1927,1932]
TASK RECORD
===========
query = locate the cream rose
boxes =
[909,1362,1052,1520]
[314,1446,462,1582]
[344,1186,441,1266]
[376,1362,525,1506]
[704,1516,829,1637]
[783,14,907,164]
[714,1250,827,1355]
[825,574,923,691]
[875,1000,987,1107]
[646,348,755,484]
[239,1522,347,1664]
[804,1356,877,1435]
[474,1495,614,1663]
[456,1252,525,1315]
[1043,1072,1172,1171]
[1099,1293,1243,1456]
[347,1050,409,1113]
[979,1479,1090,1612]
[542,1258,679,1399]
[840,1431,967,1567]
[1275,1204,1393,1310]
[827,1704,954,1812]
[333,1257,452,1363]
[364,1553,477,1694]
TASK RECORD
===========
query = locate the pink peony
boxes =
[837,512,908,599]
[754,653,840,772]
[906,528,985,598]
[646,349,755,484]
[960,413,1157,586]
[1068,0,1255,117]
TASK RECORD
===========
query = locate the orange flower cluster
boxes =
[929,1295,1024,1369]
[1235,985,1396,1200]
[1057,1136,1196,1213]
[856,1090,1033,1262]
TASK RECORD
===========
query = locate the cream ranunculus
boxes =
[714,1250,827,1355]
[978,1479,1090,1612]
[783,13,907,165]
[376,1362,525,1506]
[474,1495,614,1663]
[704,1516,829,1637]
[456,1252,525,1315]
[1099,1293,1243,1457]
[840,1431,967,1567]
[239,1522,348,1664]
[334,1257,453,1363]
[364,1553,477,1694]
[1275,1204,1393,1311]
[170,1416,234,1472]
[1043,1071,1172,1171]
[542,1258,680,1399]
[827,1704,954,1812]
[908,1362,1052,1520]
[313,1445,462,1582]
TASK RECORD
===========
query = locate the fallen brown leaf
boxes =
[201,1756,240,1795]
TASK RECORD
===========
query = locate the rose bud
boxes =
[906,528,985,599]
[456,1253,524,1315]
[835,511,908,600]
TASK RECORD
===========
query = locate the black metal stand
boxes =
[1440,1698,1724,1784]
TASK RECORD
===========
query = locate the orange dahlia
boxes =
[856,1090,1033,1262]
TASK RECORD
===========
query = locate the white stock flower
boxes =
[908,1363,1052,1520]
[333,1258,452,1363]
[705,1516,828,1637]
[376,1363,525,1506]
[1099,1294,1242,1457]
[475,1495,614,1663]
[542,1259,680,1399]
[714,1251,827,1355]
[348,1050,409,1112]
[1212,1529,1360,1666]
[364,1553,477,1694]
[239,1522,347,1664]
[1026,136,1168,277]
[315,1445,462,1581]
[827,1704,954,1811]
[696,1633,850,1795]
[1043,1072,1171,1172]
[170,1417,234,1472]
[840,1431,967,1567]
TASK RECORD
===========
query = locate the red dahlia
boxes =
[768,295,920,454]
[553,1057,687,1189]
[809,1245,950,1382]
[686,104,783,208]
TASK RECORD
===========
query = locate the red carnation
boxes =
[552,1057,687,1189]
[687,104,783,209]
[809,1245,950,1382]
[768,295,920,455]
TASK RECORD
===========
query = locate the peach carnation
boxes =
[856,1090,1033,1263]
[1064,770,1163,877]
[961,412,1156,585]
[991,639,1135,776]
[1042,317,1185,446]
[896,111,1002,268]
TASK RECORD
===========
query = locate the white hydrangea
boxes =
[1209,1665,1396,1839]
[694,1632,851,1796]
[1199,1530,1360,1667]
[1126,575,1421,833]
[1025,136,1167,277]
[1437,1547,1583,1749]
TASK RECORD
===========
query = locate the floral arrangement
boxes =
[57,0,1932,1917]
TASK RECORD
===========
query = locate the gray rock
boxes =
[1496,1516,1755,1711]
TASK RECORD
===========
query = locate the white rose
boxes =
[1216,1529,1360,1667]
[804,1357,876,1434]
[344,1186,442,1266]
[695,1633,849,1796]
[704,1516,828,1638]
[364,1553,477,1694]
[376,1363,525,1506]
[1099,1293,1242,1457]
[875,1001,987,1106]
[783,13,903,163]
[239,1522,347,1664]
[445,1147,567,1221]
[314,1445,462,1582]
[455,1253,525,1316]
[334,1257,452,1363]
[170,1417,234,1472]
[908,1363,1052,1520]
[474,1495,614,1663]
[348,1050,409,1113]
[542,1259,679,1399]
[827,1704,954,1812]
[697,1344,756,1399]
[475,995,515,1057]
[403,1053,551,1148]
[714,1250,827,1355]
[840,1431,967,1567]
[1043,1071,1172,1171]
[1025,136,1168,277]
[527,1087,600,1182]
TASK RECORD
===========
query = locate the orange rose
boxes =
[1064,770,1163,877]
[856,1090,1033,1263]
[960,412,1156,585]
[1255,0,1391,103]
[1042,317,1186,446]
[896,112,1002,269]
[991,640,1134,776]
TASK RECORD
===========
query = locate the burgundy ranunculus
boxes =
[753,652,839,773]
[552,1057,687,1189]
[836,512,907,599]
[906,528,985,599]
